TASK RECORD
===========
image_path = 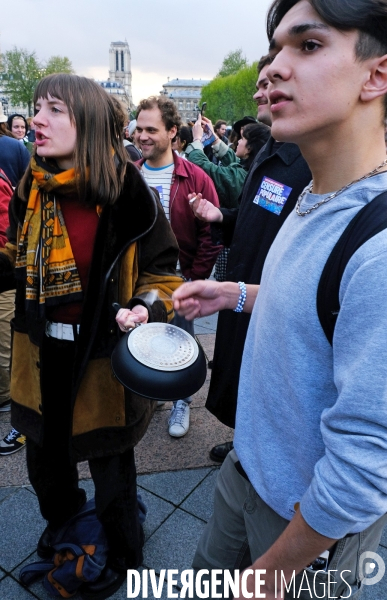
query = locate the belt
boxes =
[235,460,250,482]
[46,322,80,341]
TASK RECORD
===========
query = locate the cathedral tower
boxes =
[109,41,133,105]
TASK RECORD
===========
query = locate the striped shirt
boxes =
[141,162,174,222]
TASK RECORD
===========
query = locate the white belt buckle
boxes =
[46,321,78,341]
[63,324,73,341]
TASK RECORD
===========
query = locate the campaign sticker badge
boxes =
[253,176,292,215]
[155,185,164,206]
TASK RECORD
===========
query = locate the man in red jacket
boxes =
[136,96,220,437]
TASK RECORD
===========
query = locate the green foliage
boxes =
[217,49,248,78]
[1,48,42,116]
[1,47,74,116]
[201,63,258,124]
[44,56,74,76]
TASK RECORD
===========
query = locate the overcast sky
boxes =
[1,0,274,104]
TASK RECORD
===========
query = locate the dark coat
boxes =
[206,138,312,427]
[3,162,182,460]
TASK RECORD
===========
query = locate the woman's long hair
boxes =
[0,122,16,138]
[19,73,129,206]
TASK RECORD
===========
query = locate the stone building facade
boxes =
[161,78,210,122]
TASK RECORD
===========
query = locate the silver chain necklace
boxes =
[296,157,387,217]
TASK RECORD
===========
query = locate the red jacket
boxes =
[137,152,221,280]
[0,170,13,248]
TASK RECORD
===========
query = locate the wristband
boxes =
[234,281,247,313]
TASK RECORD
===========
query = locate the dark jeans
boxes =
[26,335,143,571]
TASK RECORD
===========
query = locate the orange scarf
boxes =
[15,158,84,314]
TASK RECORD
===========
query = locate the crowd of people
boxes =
[1,0,387,598]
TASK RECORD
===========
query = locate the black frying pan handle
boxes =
[112,302,122,314]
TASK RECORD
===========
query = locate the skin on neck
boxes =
[299,105,387,195]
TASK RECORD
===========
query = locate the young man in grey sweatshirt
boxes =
[174,0,387,598]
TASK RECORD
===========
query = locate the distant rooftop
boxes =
[163,78,210,87]
[164,90,202,99]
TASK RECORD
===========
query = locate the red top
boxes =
[47,193,99,324]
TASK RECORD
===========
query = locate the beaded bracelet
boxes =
[234,281,247,313]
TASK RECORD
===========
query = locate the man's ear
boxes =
[360,54,387,103]
[168,125,178,140]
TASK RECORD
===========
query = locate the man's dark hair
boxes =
[243,122,271,169]
[214,119,227,133]
[178,125,193,150]
[136,96,182,132]
[258,54,273,73]
[267,0,387,116]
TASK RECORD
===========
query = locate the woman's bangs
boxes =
[33,75,74,118]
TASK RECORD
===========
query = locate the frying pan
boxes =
[111,322,207,401]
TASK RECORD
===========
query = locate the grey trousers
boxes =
[193,449,387,599]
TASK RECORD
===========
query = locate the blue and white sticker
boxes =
[253,176,292,215]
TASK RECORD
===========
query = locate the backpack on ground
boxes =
[19,498,108,597]
[317,190,387,345]
[19,493,147,597]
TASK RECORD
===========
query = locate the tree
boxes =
[44,56,74,76]
[217,49,248,78]
[1,47,75,116]
[1,48,42,116]
[201,62,258,124]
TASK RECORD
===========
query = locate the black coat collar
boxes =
[258,137,303,167]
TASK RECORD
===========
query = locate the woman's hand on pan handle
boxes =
[115,305,148,332]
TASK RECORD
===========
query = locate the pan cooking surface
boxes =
[127,323,199,371]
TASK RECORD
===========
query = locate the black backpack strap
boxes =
[317,190,387,345]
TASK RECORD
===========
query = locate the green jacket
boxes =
[185,140,247,209]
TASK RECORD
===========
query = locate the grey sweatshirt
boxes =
[234,172,387,539]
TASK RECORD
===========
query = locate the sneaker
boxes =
[0,399,11,412]
[0,428,26,455]
[168,400,190,438]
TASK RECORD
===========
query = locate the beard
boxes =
[140,137,171,163]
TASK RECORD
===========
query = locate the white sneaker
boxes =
[168,400,190,438]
